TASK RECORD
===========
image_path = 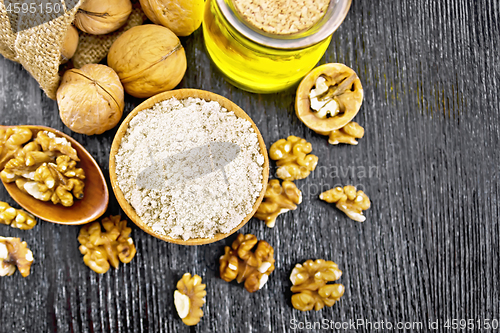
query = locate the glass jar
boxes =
[202,0,352,93]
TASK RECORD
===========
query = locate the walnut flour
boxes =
[114,97,264,240]
[232,0,330,35]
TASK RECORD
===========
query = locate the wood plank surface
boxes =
[0,0,499,332]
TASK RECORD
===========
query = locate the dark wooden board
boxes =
[1,0,499,332]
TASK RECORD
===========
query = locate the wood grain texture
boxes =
[0,0,499,332]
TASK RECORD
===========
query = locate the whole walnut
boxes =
[74,0,132,35]
[57,64,125,135]
[139,0,204,36]
[61,25,79,63]
[108,24,187,98]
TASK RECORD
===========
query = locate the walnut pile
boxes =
[320,185,370,222]
[0,201,36,230]
[78,216,136,274]
[290,259,345,311]
[220,233,275,293]
[254,179,302,228]
[0,129,85,207]
[0,236,34,277]
[269,136,318,181]
[174,273,206,326]
[0,127,32,169]
[328,122,365,145]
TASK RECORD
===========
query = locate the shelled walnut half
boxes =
[320,185,370,222]
[296,63,364,145]
[34,131,79,162]
[290,259,345,311]
[78,216,136,274]
[174,273,206,326]
[254,179,302,228]
[219,233,275,293]
[0,127,32,170]
[0,236,34,277]
[0,201,36,230]
[269,136,318,181]
[0,130,86,207]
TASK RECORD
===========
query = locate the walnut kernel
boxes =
[254,179,302,228]
[0,127,32,170]
[219,233,275,293]
[0,201,36,230]
[269,136,318,181]
[78,216,136,274]
[0,236,34,277]
[174,273,206,326]
[290,259,345,311]
[328,122,365,145]
[320,185,370,222]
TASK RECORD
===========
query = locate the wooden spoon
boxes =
[1,125,109,225]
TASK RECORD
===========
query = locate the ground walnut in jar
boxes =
[202,0,351,93]
[232,0,330,35]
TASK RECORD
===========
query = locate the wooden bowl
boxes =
[1,125,109,225]
[109,89,269,245]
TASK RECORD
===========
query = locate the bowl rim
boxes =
[109,89,269,245]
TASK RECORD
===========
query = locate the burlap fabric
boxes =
[72,5,146,68]
[0,0,83,99]
[0,0,146,100]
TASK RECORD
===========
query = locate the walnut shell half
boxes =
[296,63,363,134]
[107,24,187,98]
[57,64,125,135]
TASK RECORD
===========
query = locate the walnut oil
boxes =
[202,0,352,93]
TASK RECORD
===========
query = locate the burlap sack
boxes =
[72,4,146,68]
[0,0,146,100]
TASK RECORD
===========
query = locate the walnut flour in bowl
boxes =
[113,95,266,242]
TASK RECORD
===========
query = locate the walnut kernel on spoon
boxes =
[296,63,365,145]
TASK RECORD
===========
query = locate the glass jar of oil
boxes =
[203,0,352,93]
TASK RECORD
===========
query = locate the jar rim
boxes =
[216,0,352,49]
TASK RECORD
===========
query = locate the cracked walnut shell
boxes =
[219,233,275,293]
[269,136,318,181]
[108,25,187,98]
[174,273,206,326]
[57,64,125,135]
[0,236,34,277]
[320,185,370,222]
[0,201,36,230]
[290,259,345,311]
[78,216,136,274]
[296,63,363,134]
[254,179,302,228]
[75,0,132,35]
